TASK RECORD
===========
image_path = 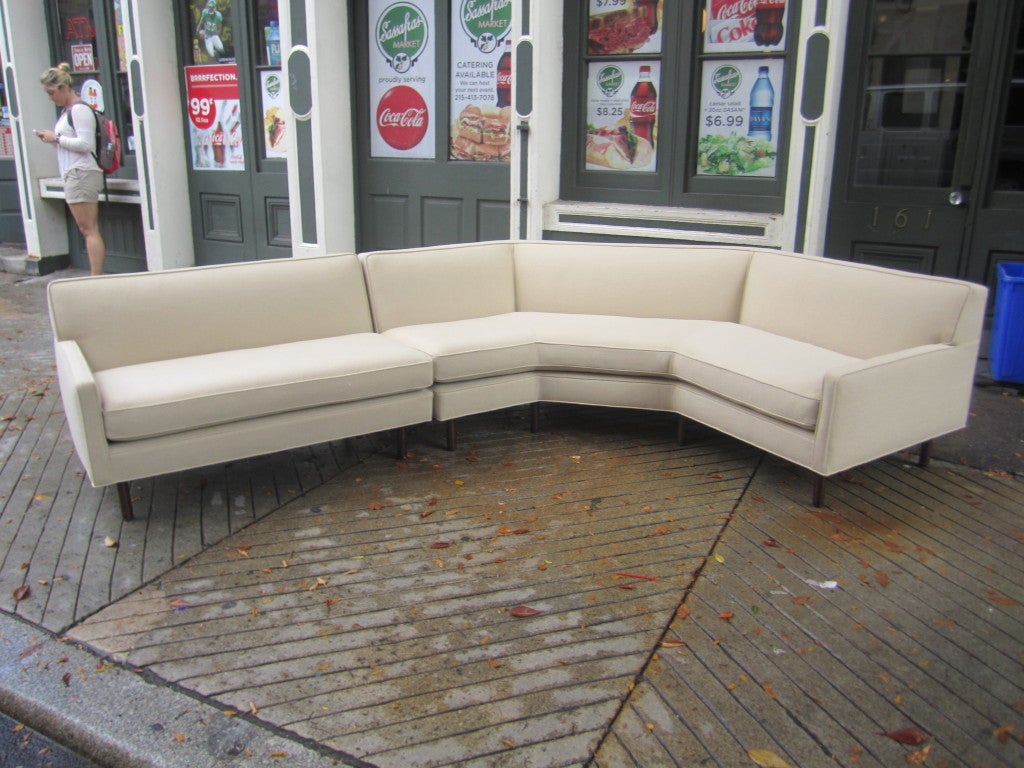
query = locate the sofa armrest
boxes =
[813,343,979,476]
[54,340,111,487]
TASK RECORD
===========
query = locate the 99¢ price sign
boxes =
[185,64,245,171]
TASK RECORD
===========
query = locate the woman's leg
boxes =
[67,201,106,275]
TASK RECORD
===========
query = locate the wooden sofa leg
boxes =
[812,475,825,508]
[677,415,687,445]
[530,403,540,433]
[117,481,134,521]
[396,427,408,460]
[917,440,932,468]
[447,420,457,452]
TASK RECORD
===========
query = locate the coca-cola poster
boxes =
[585,60,659,172]
[369,0,435,159]
[185,64,245,171]
[697,58,783,177]
[449,0,513,162]
[588,0,662,56]
[705,0,788,53]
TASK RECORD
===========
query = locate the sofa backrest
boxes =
[48,253,372,371]
[362,241,517,331]
[740,251,988,358]
[513,241,753,320]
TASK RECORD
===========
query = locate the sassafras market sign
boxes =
[370,0,435,158]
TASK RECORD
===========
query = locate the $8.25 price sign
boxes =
[185,64,240,130]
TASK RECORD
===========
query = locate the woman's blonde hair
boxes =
[40,62,74,90]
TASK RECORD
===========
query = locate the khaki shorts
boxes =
[63,168,104,204]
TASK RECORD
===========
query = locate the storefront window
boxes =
[562,0,798,212]
[52,0,134,158]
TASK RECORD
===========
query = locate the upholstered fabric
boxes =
[362,242,517,331]
[740,251,982,358]
[95,334,432,441]
[514,241,751,320]
[49,253,373,371]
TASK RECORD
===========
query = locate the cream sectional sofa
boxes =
[48,241,987,520]
[48,254,434,519]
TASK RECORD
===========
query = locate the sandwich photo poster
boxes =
[369,0,436,159]
[587,0,663,56]
[449,0,513,162]
[585,60,660,172]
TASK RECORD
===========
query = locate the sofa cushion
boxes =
[530,313,711,376]
[672,323,859,428]
[383,314,538,382]
[385,313,719,383]
[95,334,433,441]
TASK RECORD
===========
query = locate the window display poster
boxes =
[449,0,513,162]
[697,58,782,177]
[261,70,286,158]
[585,60,659,172]
[588,0,662,55]
[191,0,235,64]
[185,64,245,171]
[704,0,787,53]
[369,0,435,159]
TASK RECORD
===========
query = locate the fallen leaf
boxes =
[987,589,1018,607]
[509,605,541,617]
[791,595,813,606]
[236,544,251,557]
[368,500,382,510]
[719,611,734,621]
[614,572,658,581]
[104,536,118,548]
[993,725,1014,744]
[661,639,685,648]
[747,748,793,767]
[763,538,781,548]
[880,727,928,745]
[762,682,777,699]
[874,571,890,588]
[905,744,931,765]
[676,604,691,620]
[487,658,502,668]
[172,733,186,743]
[430,542,451,549]
[12,585,29,602]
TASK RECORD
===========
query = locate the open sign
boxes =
[71,44,95,71]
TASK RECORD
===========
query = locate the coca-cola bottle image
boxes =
[754,0,785,46]
[636,0,658,35]
[629,65,657,148]
[211,121,226,166]
[748,66,774,141]
[496,39,512,108]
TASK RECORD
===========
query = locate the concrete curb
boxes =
[0,612,363,768]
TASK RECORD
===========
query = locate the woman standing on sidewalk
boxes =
[35,63,106,276]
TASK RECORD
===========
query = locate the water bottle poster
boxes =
[369,0,436,159]
[449,0,513,162]
[704,0,787,54]
[585,60,659,172]
[587,0,662,55]
[697,58,782,177]
[185,64,245,171]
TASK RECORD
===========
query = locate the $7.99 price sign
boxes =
[185,64,239,130]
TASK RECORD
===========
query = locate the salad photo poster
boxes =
[697,58,783,177]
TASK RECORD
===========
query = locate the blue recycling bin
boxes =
[989,262,1024,384]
